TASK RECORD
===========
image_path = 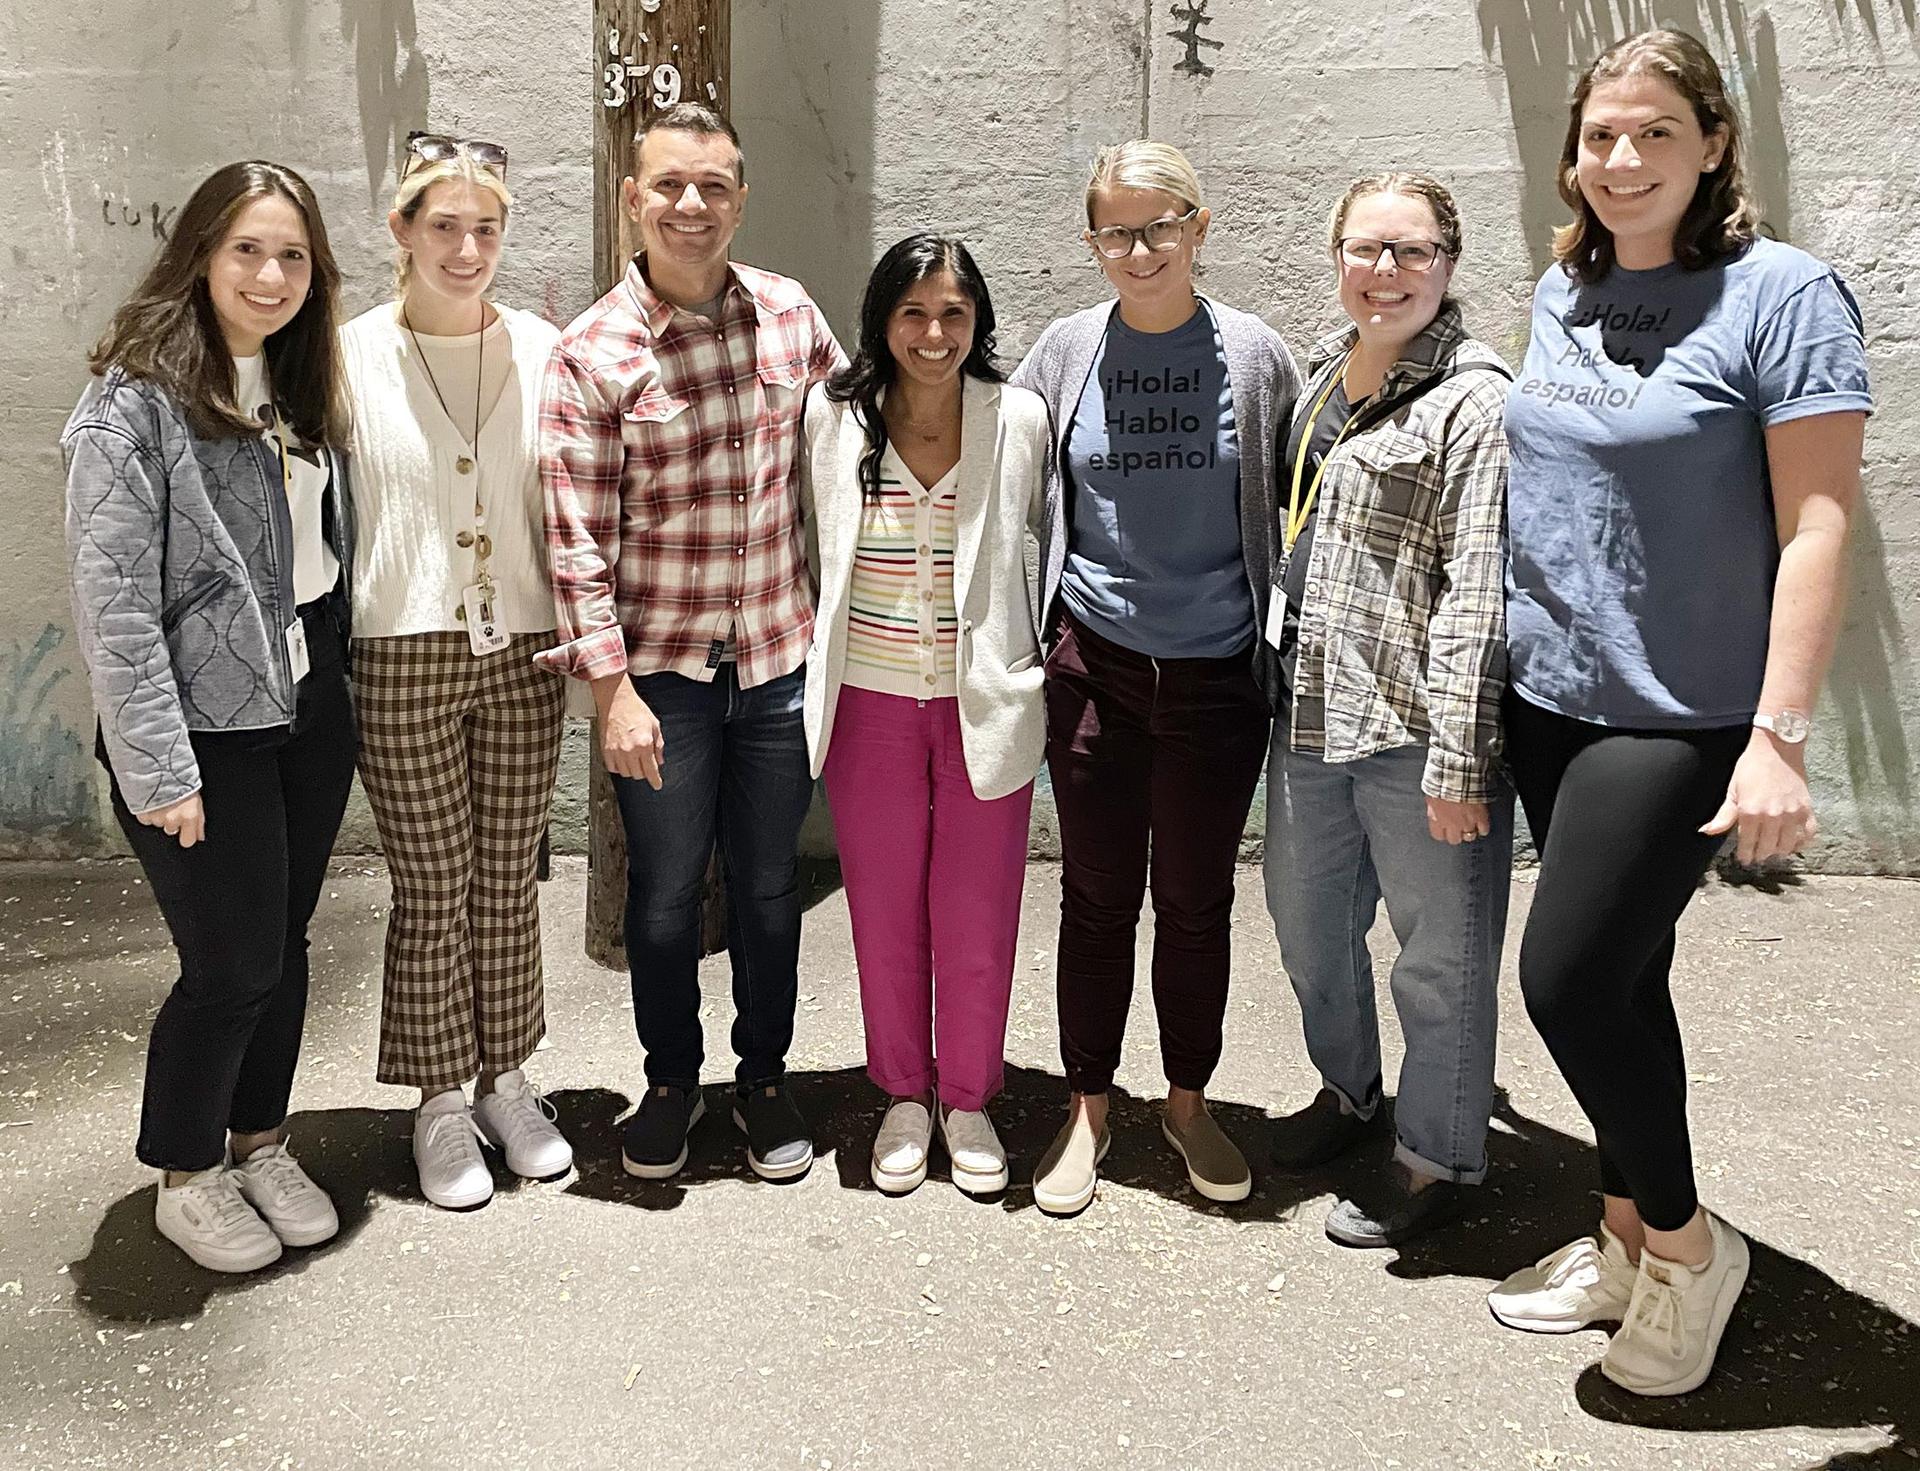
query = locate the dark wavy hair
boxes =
[88,160,349,446]
[1554,29,1761,283]
[824,234,1003,503]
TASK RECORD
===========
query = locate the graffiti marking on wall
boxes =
[0,626,94,840]
[98,197,180,241]
[1169,0,1223,79]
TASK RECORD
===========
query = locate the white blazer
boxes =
[800,376,1050,802]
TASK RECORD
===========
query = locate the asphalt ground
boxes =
[0,858,1915,1471]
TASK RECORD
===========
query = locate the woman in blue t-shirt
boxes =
[1489,30,1871,1396]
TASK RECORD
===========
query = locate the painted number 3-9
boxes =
[601,60,683,109]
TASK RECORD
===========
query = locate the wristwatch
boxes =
[1753,709,1813,744]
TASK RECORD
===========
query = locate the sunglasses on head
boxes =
[402,131,509,183]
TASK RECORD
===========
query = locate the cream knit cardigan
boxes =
[340,302,560,637]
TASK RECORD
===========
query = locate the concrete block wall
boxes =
[4,1,1916,870]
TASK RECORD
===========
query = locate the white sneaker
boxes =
[413,1091,494,1210]
[231,1140,339,1248]
[154,1167,282,1273]
[1488,1222,1636,1333]
[938,1106,1009,1195]
[870,1099,933,1194]
[474,1070,574,1180]
[1601,1210,1751,1397]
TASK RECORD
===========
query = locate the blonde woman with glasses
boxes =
[341,132,572,1209]
[1012,141,1302,1214]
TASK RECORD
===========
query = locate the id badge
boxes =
[1263,581,1288,651]
[462,583,511,656]
[285,619,311,683]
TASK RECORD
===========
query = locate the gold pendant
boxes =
[456,456,474,474]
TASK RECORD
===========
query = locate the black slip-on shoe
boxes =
[621,1085,705,1180]
[1325,1174,1463,1248]
[734,1082,814,1181]
[1269,1087,1378,1172]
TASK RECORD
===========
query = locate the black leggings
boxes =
[1503,691,1748,1232]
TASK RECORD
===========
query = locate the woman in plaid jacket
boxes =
[1260,172,1514,1249]
[340,134,573,1210]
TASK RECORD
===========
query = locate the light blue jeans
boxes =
[1263,722,1512,1183]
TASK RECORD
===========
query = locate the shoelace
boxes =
[185,1172,263,1234]
[1534,1237,1603,1288]
[242,1146,314,1203]
[488,1086,559,1146]
[1624,1271,1686,1359]
[423,1109,488,1160]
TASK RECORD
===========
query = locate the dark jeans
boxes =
[108,608,356,1173]
[610,666,813,1090]
[1045,612,1271,1095]
[1503,690,1748,1232]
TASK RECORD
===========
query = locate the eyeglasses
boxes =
[402,131,510,183]
[1087,208,1200,260]
[1336,237,1448,272]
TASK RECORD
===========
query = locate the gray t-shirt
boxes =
[1061,306,1252,659]
[1505,238,1872,727]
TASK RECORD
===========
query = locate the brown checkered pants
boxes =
[353,632,566,1089]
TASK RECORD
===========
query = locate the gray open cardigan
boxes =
[1009,295,1302,705]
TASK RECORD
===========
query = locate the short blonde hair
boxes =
[391,154,513,296]
[1085,140,1205,226]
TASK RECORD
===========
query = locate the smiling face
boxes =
[1086,186,1207,315]
[205,194,313,357]
[390,178,504,316]
[885,269,976,391]
[1334,190,1454,347]
[624,127,747,298]
[1576,70,1727,269]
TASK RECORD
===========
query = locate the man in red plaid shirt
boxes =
[537,103,844,1183]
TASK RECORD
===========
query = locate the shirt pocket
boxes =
[1340,429,1438,561]
[756,356,810,451]
[621,391,699,529]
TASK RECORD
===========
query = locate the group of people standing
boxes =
[62,28,1870,1401]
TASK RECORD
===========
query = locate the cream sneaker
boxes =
[154,1167,282,1273]
[1489,1223,1636,1332]
[230,1140,339,1248]
[414,1091,494,1210]
[474,1070,574,1181]
[1601,1211,1751,1397]
[870,1099,933,1194]
[937,1107,1008,1196]
[1032,1118,1110,1216]
[1161,1106,1252,1203]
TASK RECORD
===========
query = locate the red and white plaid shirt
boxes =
[536,258,844,688]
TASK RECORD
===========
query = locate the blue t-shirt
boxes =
[1505,238,1872,727]
[1061,306,1251,659]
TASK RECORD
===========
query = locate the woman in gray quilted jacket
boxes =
[62,161,356,1275]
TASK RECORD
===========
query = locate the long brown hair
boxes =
[1553,29,1761,283]
[88,161,349,446]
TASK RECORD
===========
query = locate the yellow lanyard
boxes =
[1285,350,1362,554]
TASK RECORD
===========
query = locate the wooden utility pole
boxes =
[584,0,732,969]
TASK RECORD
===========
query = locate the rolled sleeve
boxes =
[536,346,631,681]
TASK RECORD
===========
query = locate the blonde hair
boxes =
[1085,140,1205,226]
[391,154,513,296]
[1328,171,1463,258]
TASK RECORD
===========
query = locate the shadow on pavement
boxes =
[67,1105,409,1326]
[551,1064,1330,1223]
[1384,1092,1916,1465]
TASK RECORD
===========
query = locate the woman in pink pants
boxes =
[800,235,1049,1195]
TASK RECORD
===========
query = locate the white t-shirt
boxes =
[233,354,340,606]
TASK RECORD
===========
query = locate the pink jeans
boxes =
[823,686,1033,1110]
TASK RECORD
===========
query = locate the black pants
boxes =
[107,610,356,1172]
[1503,691,1747,1231]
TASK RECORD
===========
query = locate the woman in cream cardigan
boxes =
[340,134,572,1210]
[800,234,1048,1197]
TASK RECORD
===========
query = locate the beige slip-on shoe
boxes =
[1162,1106,1252,1203]
[1032,1119,1111,1216]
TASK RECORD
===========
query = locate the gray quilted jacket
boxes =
[62,368,353,815]
[1010,295,1302,704]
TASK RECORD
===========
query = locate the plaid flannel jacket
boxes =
[1284,304,1512,803]
[535,258,844,688]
